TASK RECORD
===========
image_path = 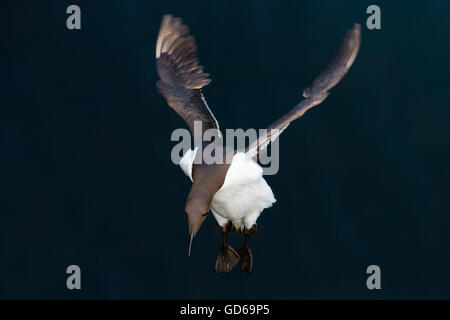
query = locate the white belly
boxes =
[180,151,276,231]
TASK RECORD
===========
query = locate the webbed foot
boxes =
[236,245,253,273]
[215,245,240,274]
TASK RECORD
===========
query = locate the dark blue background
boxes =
[1,0,449,299]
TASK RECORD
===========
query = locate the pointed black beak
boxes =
[188,231,195,257]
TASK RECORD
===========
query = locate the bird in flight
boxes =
[155,15,361,274]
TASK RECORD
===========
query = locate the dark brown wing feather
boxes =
[247,23,361,158]
[156,15,218,134]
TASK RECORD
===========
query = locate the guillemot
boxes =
[155,14,360,273]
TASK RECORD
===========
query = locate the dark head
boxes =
[184,159,232,256]
[185,184,212,256]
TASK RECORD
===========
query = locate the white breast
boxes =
[179,150,276,230]
[179,147,198,181]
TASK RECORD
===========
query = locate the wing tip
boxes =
[345,23,361,68]
[156,14,189,58]
[156,14,211,89]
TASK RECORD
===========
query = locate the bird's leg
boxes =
[236,224,258,274]
[214,225,240,274]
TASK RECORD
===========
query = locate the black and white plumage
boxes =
[155,14,361,273]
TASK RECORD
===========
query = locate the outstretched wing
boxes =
[247,23,361,159]
[156,15,219,135]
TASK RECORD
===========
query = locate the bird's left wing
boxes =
[156,15,219,135]
[247,23,361,159]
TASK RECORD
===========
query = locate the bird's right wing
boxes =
[156,15,219,135]
[247,23,361,159]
